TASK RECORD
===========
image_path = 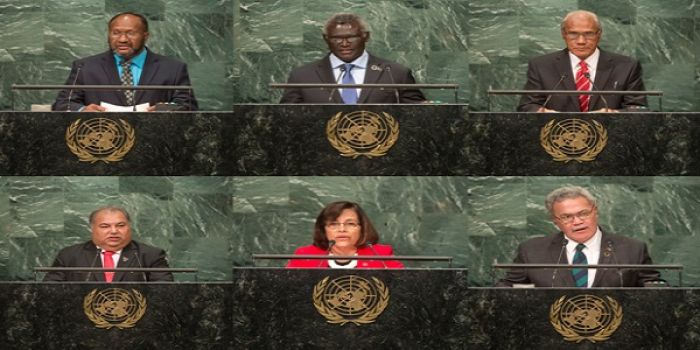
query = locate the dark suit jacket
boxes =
[517,48,647,112]
[280,54,426,104]
[52,48,198,111]
[497,230,662,287]
[43,240,174,282]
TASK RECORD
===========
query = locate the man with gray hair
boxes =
[517,10,647,112]
[280,13,425,103]
[498,186,663,287]
[44,206,173,282]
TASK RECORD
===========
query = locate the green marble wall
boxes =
[1,176,698,286]
[0,0,698,110]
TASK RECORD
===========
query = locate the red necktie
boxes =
[103,251,115,283]
[575,61,591,112]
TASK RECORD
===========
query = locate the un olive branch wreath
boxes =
[83,289,147,329]
[312,277,390,326]
[326,112,399,159]
[66,118,135,163]
[549,295,622,343]
[540,119,607,162]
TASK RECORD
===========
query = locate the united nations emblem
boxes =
[66,117,135,163]
[326,111,399,159]
[550,294,623,343]
[83,288,147,329]
[313,275,389,325]
[540,118,607,162]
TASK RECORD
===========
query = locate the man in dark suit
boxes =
[517,10,646,112]
[52,12,197,112]
[498,186,663,288]
[44,206,173,282]
[280,13,425,104]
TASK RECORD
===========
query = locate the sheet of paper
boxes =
[100,102,150,112]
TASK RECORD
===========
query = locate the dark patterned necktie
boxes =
[120,60,134,105]
[571,243,588,287]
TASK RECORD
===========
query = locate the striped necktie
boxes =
[571,243,588,287]
[120,60,135,105]
[575,61,591,112]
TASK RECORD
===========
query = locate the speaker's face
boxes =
[552,196,599,244]
[91,210,133,251]
[323,21,369,63]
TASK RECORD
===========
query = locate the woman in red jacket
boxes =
[286,201,404,269]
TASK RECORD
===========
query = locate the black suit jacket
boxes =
[52,48,198,111]
[280,54,426,104]
[517,48,647,112]
[497,230,662,287]
[43,240,174,282]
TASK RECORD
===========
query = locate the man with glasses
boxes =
[280,13,425,104]
[517,10,647,112]
[52,12,198,111]
[497,186,663,287]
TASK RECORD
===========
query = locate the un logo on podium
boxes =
[83,288,147,329]
[66,117,135,163]
[550,294,623,343]
[326,111,399,159]
[313,275,389,326]
[540,118,607,162]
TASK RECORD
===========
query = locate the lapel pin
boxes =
[122,256,129,262]
[370,64,382,71]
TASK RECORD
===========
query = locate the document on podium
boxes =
[100,102,150,112]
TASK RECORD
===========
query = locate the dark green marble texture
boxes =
[1,0,699,111]
[1,175,699,287]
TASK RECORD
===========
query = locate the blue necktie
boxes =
[571,243,588,287]
[340,63,358,104]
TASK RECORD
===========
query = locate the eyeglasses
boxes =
[327,35,363,44]
[564,31,600,40]
[556,208,595,224]
[325,221,361,230]
[110,31,142,39]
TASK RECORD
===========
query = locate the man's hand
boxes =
[82,104,107,112]
[536,106,558,113]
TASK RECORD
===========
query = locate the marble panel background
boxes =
[0,176,698,286]
[0,0,699,111]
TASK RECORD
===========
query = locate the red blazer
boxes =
[286,244,404,269]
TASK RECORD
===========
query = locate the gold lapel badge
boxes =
[83,288,147,329]
[313,275,390,326]
[326,111,399,159]
[550,294,623,343]
[540,118,607,162]
[66,117,135,163]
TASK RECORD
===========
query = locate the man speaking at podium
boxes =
[44,206,173,282]
[280,13,425,104]
[52,12,198,112]
[517,10,647,113]
[498,186,663,288]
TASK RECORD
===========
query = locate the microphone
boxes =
[328,66,346,102]
[383,65,400,104]
[551,238,568,287]
[541,73,567,111]
[132,250,148,282]
[606,240,624,287]
[318,240,336,267]
[84,249,101,282]
[366,242,388,268]
[66,63,83,112]
[583,72,610,111]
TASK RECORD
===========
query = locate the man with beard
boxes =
[52,12,197,111]
[280,13,425,104]
[498,186,663,287]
